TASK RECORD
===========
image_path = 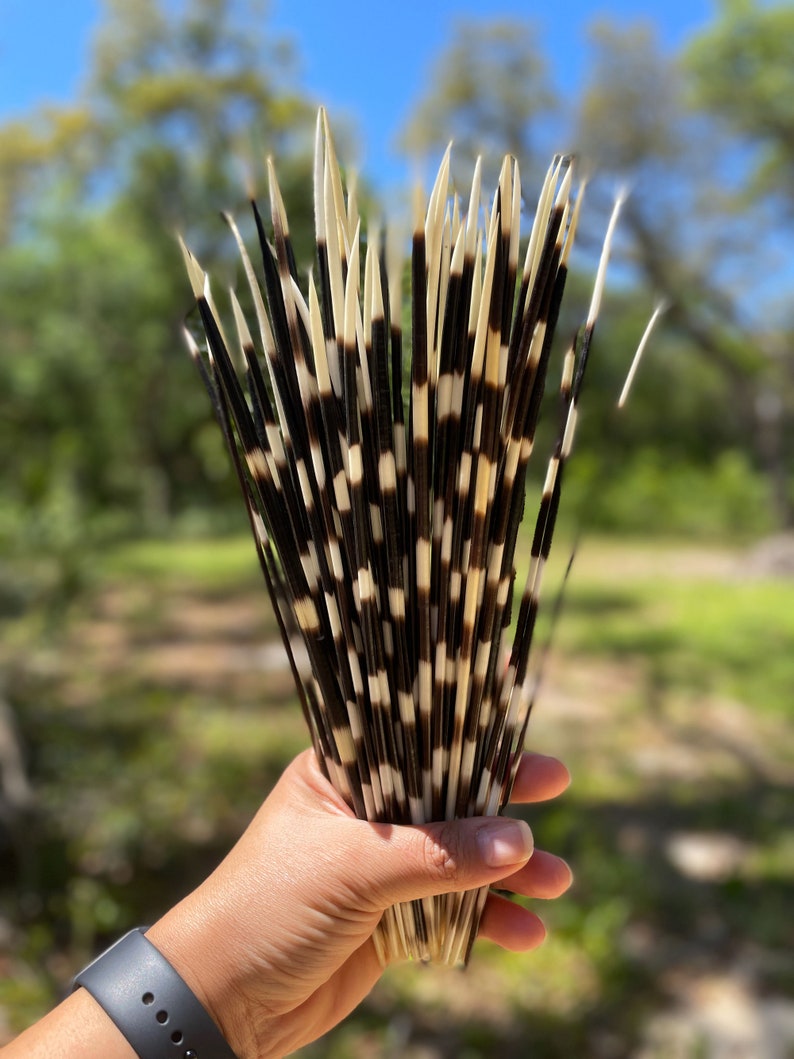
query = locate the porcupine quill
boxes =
[180,109,658,967]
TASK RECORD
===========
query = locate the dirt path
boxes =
[6,540,792,1058]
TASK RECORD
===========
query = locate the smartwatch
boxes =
[73,926,239,1059]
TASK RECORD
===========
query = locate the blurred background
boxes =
[1,0,793,1055]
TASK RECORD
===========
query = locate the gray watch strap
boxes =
[73,926,239,1059]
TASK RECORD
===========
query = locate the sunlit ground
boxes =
[1,535,792,1057]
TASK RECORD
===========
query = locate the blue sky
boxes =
[1,0,714,189]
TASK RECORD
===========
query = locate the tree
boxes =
[686,0,794,216]
[396,10,793,531]
[0,0,319,544]
[685,0,794,523]
[398,19,556,191]
[575,15,794,524]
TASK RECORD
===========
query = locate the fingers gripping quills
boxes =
[510,752,572,804]
[181,108,655,966]
[373,817,533,903]
[413,817,534,887]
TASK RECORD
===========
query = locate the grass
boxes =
[1,533,793,1055]
[104,534,263,589]
[539,537,794,719]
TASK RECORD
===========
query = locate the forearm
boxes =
[1,910,246,1059]
[0,750,568,1059]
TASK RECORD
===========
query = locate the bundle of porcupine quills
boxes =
[179,107,659,968]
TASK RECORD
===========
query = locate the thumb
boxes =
[355,815,534,909]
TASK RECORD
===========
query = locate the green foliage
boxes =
[398,18,555,188]
[572,13,794,524]
[686,0,794,209]
[565,449,775,539]
[0,0,318,568]
[397,10,794,531]
[577,20,684,170]
[2,0,793,560]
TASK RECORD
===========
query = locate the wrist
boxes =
[146,899,269,1059]
[71,924,242,1059]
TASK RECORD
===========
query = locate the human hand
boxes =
[147,748,572,1059]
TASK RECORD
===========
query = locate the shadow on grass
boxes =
[302,774,794,1058]
[2,567,792,1052]
[4,677,793,1056]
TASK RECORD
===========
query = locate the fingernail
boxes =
[477,819,534,868]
